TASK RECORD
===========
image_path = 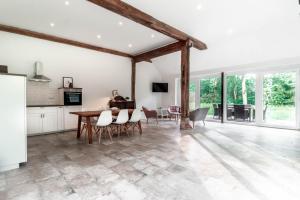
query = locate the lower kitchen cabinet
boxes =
[27,106,81,135]
[63,106,81,130]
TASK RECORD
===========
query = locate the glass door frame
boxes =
[223,69,300,129]
[223,71,257,125]
[174,67,300,129]
[257,69,300,129]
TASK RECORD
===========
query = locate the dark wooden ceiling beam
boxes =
[0,24,132,58]
[87,0,207,50]
[133,41,185,63]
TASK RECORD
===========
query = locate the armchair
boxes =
[142,107,158,124]
[189,108,209,128]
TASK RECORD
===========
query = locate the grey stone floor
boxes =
[1,121,300,200]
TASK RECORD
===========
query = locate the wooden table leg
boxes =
[76,116,82,139]
[86,117,93,144]
[137,121,142,135]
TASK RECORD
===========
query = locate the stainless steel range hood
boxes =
[29,62,51,82]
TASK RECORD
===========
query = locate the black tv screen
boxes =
[152,83,168,93]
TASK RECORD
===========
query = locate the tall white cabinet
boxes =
[0,74,27,172]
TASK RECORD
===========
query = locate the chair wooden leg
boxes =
[107,127,113,142]
[80,124,86,136]
[98,128,102,144]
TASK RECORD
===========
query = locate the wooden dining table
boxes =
[70,109,142,144]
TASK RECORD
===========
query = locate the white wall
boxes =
[0,31,132,109]
[136,62,162,109]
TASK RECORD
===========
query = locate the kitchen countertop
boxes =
[0,72,27,77]
[27,105,65,107]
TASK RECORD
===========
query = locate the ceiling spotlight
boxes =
[96,35,101,39]
[227,28,234,35]
[118,21,123,26]
[151,34,155,38]
[128,44,133,48]
[196,4,203,10]
[65,1,70,6]
[50,23,55,27]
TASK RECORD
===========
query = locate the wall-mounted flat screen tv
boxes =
[152,83,168,93]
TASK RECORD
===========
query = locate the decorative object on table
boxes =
[63,77,73,88]
[112,90,119,97]
[189,108,209,128]
[142,106,158,124]
[0,65,8,73]
[109,97,135,109]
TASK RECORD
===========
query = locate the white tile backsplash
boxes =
[27,81,59,105]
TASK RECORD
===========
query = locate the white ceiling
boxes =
[0,0,175,55]
[0,0,299,71]
[124,0,300,73]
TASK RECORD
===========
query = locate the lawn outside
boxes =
[198,103,295,123]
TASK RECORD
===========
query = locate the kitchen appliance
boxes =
[0,65,8,73]
[59,88,82,105]
[29,61,51,82]
[0,73,27,172]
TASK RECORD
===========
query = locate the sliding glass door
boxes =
[226,74,256,123]
[189,81,196,110]
[175,69,299,129]
[200,76,221,120]
[263,71,297,127]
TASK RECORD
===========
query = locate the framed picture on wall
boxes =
[63,77,73,88]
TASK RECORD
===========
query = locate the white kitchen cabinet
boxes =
[27,112,43,135]
[27,106,81,135]
[42,108,58,133]
[57,107,64,131]
[27,107,58,135]
[64,106,82,130]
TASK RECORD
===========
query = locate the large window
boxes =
[189,82,196,110]
[200,76,221,119]
[263,72,296,126]
[226,74,256,122]
[175,69,299,129]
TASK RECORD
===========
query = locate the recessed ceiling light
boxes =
[118,21,123,26]
[96,35,101,39]
[50,23,55,27]
[227,28,234,35]
[196,4,203,10]
[65,1,70,6]
[128,44,133,48]
[151,34,155,38]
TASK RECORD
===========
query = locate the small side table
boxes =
[157,107,169,120]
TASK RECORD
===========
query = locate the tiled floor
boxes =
[1,121,300,200]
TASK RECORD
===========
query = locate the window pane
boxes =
[189,82,196,110]
[263,72,296,126]
[200,76,221,120]
[226,74,256,122]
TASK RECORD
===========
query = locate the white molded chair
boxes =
[95,110,113,144]
[113,109,129,137]
[128,109,142,135]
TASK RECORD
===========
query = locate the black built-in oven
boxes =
[59,88,82,105]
